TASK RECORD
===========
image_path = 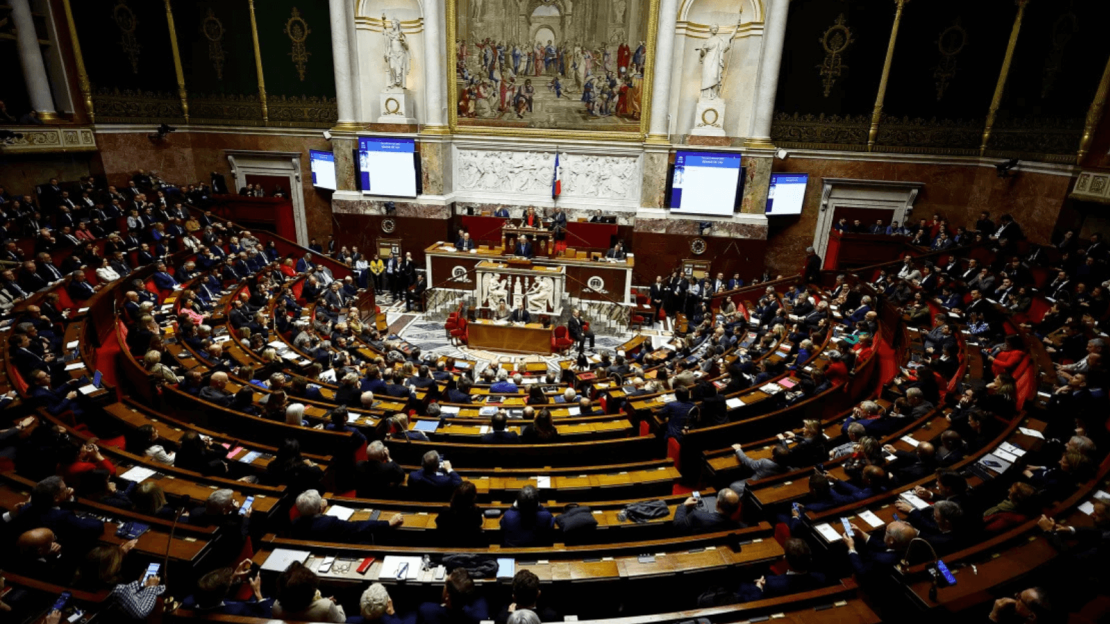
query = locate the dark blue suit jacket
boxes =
[416,598,489,624]
[499,506,555,546]
[13,505,104,547]
[662,401,695,440]
[291,513,391,544]
[480,430,520,444]
[152,271,178,290]
[408,469,462,498]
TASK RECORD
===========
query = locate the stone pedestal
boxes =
[378,89,417,124]
[691,98,726,137]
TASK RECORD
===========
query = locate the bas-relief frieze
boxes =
[452,147,642,204]
[331,198,452,219]
[633,216,766,239]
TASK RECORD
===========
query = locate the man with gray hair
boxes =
[408,451,461,499]
[356,440,406,498]
[491,370,519,394]
[360,391,376,409]
[285,403,306,426]
[1056,339,1104,384]
[358,583,397,623]
[188,488,252,566]
[8,476,103,548]
[904,387,933,418]
[291,489,402,543]
[842,519,918,579]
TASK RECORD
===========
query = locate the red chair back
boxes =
[666,437,682,471]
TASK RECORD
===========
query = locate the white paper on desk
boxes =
[999,441,1026,457]
[659,394,676,404]
[1093,490,1110,503]
[1038,391,1051,400]
[261,549,311,573]
[325,505,355,521]
[726,398,743,409]
[66,340,80,350]
[979,453,1012,473]
[213,335,231,343]
[994,448,1019,463]
[440,405,460,415]
[281,353,301,361]
[1079,501,1096,515]
[64,362,85,371]
[119,466,156,482]
[900,436,920,447]
[858,510,885,528]
[1019,427,1045,439]
[77,307,89,313]
[815,523,842,542]
[267,341,288,351]
[77,384,98,395]
[534,476,551,488]
[901,492,931,510]
[347,412,361,423]
[566,407,581,416]
[379,556,423,580]
[479,425,491,434]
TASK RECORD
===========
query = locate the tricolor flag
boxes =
[552,152,562,198]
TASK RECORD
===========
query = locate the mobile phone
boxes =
[319,556,336,574]
[935,559,957,586]
[434,565,447,581]
[892,513,901,522]
[239,496,254,516]
[368,509,382,522]
[792,502,801,514]
[840,517,853,536]
[142,563,160,584]
[692,491,702,500]
[52,591,72,612]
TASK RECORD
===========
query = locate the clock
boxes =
[381,218,396,234]
[690,237,707,255]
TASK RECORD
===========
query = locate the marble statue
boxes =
[483,273,510,308]
[696,19,740,100]
[526,277,555,314]
[382,15,410,90]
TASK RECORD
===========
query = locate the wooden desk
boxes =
[468,319,553,355]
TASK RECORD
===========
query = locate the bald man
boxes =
[843,519,918,580]
[673,488,741,534]
[13,528,70,583]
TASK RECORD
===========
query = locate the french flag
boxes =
[552,152,561,199]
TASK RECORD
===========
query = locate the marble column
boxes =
[329,0,358,129]
[10,0,56,121]
[422,0,448,131]
[645,0,679,143]
[745,0,789,148]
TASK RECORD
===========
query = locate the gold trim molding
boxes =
[0,126,97,154]
[164,0,189,123]
[1078,53,1110,165]
[868,0,910,151]
[981,0,1029,156]
[60,0,94,123]
[202,8,227,80]
[933,18,966,101]
[248,0,268,123]
[284,7,312,82]
[818,14,854,98]
[1072,170,1110,204]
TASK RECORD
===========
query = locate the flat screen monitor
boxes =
[669,151,743,217]
[766,173,809,216]
[358,137,417,198]
[308,150,336,190]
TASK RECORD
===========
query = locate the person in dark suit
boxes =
[455,232,476,251]
[695,382,728,427]
[510,303,531,323]
[210,171,228,194]
[500,485,555,546]
[27,369,82,417]
[355,441,406,498]
[406,275,427,312]
[514,235,533,258]
[184,561,273,617]
[649,276,666,319]
[885,442,937,482]
[605,242,627,260]
[417,569,490,624]
[991,214,1023,241]
[17,261,47,293]
[408,451,462,499]
[494,207,510,218]
[779,419,827,467]
[673,488,741,534]
[734,539,828,602]
[7,476,104,550]
[567,308,594,349]
[843,520,918,580]
[290,489,401,543]
[803,246,822,284]
[661,386,696,441]
[480,412,520,444]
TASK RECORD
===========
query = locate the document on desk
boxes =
[979,453,1012,473]
[261,549,310,573]
[566,407,581,416]
[726,398,743,409]
[993,448,1019,463]
[534,476,552,488]
[379,556,423,580]
[814,523,842,542]
[900,492,931,510]
[325,505,355,521]
[999,441,1026,457]
[440,405,460,415]
[858,510,885,528]
[66,340,80,350]
[77,384,98,395]
[900,436,920,447]
[64,362,85,371]
[1018,427,1045,439]
[119,466,157,482]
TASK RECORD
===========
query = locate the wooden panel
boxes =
[565,263,629,302]
[468,320,553,354]
[429,254,481,290]
[332,214,450,264]
[629,232,768,286]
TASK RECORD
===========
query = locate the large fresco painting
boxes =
[453,0,650,132]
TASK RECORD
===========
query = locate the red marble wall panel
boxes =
[629,232,769,286]
[93,131,336,244]
[331,213,450,265]
[764,158,1075,276]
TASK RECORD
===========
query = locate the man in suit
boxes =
[406,275,427,312]
[803,246,822,283]
[490,371,519,394]
[65,270,98,302]
[1039,499,1110,565]
[605,241,627,260]
[514,235,534,258]
[728,443,790,494]
[185,563,273,617]
[511,303,531,323]
[18,260,47,293]
[408,451,462,499]
[673,488,741,534]
[355,441,406,498]
[291,489,401,543]
[35,253,63,283]
[455,231,476,251]
[7,476,104,550]
[650,275,666,320]
[924,320,956,354]
[734,539,827,602]
[28,368,82,416]
[0,269,28,302]
[199,372,234,407]
[480,412,520,444]
[151,263,178,291]
[567,308,594,350]
[661,386,696,441]
[846,295,872,325]
[991,214,1023,241]
[494,207,511,218]
[417,569,491,624]
[843,520,918,580]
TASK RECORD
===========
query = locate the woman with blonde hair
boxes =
[144,349,182,384]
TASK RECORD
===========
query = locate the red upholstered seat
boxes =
[450,318,468,344]
[666,437,682,472]
[552,326,573,352]
[55,286,76,311]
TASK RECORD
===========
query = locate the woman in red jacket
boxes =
[58,441,116,486]
[852,335,874,370]
[825,350,850,387]
[982,482,1038,533]
[989,335,1027,378]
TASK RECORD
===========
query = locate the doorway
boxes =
[812,178,924,261]
[226,150,310,246]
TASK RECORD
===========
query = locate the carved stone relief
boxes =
[453,148,641,204]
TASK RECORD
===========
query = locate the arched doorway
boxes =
[534,25,555,44]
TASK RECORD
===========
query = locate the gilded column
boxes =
[60,0,93,123]
[9,0,58,121]
[248,0,268,123]
[745,0,790,148]
[163,0,189,123]
[867,0,909,152]
[328,0,358,129]
[980,0,1030,156]
[422,0,449,132]
[1078,53,1110,165]
[645,0,679,143]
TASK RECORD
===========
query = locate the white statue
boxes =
[526,277,555,314]
[486,274,510,308]
[696,18,740,100]
[382,15,410,90]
